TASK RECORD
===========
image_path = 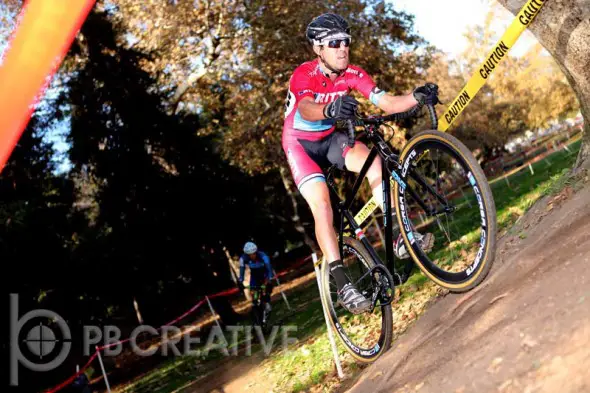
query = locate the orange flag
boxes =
[0,0,96,172]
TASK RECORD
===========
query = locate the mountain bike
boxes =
[319,102,497,363]
[244,284,272,334]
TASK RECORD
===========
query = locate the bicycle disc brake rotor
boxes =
[352,264,395,307]
[372,265,395,306]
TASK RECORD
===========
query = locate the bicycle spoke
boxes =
[322,240,393,361]
[396,136,494,281]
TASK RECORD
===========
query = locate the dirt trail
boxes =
[186,181,590,393]
[180,350,274,393]
[345,182,590,393]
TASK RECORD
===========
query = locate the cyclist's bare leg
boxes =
[300,178,372,313]
[299,179,340,262]
[344,142,391,210]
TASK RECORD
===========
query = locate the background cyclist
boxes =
[239,241,274,315]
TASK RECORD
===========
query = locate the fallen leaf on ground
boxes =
[498,379,513,391]
[489,292,509,305]
[370,371,383,380]
[521,335,538,350]
[487,357,503,373]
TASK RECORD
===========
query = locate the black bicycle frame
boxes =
[325,128,407,282]
[323,102,445,284]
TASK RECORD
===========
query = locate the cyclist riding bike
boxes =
[282,13,438,314]
[239,242,274,315]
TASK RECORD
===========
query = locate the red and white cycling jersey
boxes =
[282,58,385,190]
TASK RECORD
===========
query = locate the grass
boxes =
[111,334,239,393]
[107,138,582,393]
[109,279,329,393]
[419,138,582,272]
[253,282,349,393]
[491,139,581,233]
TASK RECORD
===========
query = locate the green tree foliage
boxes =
[216,0,434,175]
[56,6,296,323]
[101,0,436,172]
[496,0,590,170]
[0,107,79,393]
[100,0,435,249]
[0,0,21,42]
[0,2,436,389]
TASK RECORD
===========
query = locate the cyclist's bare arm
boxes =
[375,92,419,115]
[299,93,419,120]
[298,96,328,121]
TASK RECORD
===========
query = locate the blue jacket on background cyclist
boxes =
[239,241,274,286]
[239,242,274,313]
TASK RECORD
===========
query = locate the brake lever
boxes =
[426,103,438,129]
[344,108,365,146]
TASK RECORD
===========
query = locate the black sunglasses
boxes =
[325,38,351,48]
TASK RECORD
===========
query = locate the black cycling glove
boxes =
[323,95,359,120]
[413,83,440,106]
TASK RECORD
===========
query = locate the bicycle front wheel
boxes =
[393,130,497,292]
[320,236,393,363]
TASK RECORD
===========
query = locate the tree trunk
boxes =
[496,0,590,170]
[168,8,226,113]
[279,165,319,253]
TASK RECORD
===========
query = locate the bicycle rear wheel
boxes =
[320,236,393,363]
[393,130,497,292]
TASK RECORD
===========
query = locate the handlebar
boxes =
[345,102,438,132]
[243,284,266,289]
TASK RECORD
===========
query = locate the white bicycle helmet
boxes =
[243,242,257,254]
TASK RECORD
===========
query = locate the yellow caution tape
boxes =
[438,0,548,131]
[353,0,547,227]
[353,192,380,226]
